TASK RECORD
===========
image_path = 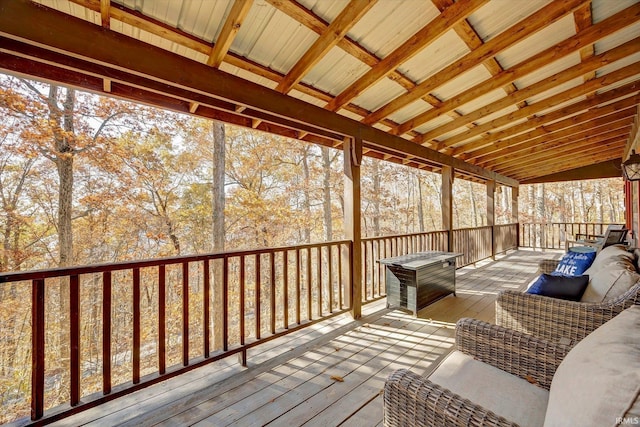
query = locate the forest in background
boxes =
[0,75,625,272]
[0,75,626,423]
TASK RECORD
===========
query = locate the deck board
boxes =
[51,249,556,427]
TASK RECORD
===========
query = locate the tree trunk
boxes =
[536,184,545,248]
[321,147,332,241]
[468,180,478,227]
[301,146,312,243]
[211,121,226,350]
[372,161,381,236]
[417,174,425,233]
[212,121,226,251]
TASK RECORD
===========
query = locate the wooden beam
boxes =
[623,105,640,160]
[573,2,596,91]
[189,102,199,114]
[500,136,627,177]
[521,159,622,184]
[395,3,640,136]
[465,104,639,162]
[100,0,110,28]
[362,0,590,126]
[491,127,632,172]
[275,0,376,93]
[422,61,640,148]
[511,186,519,224]
[325,0,489,112]
[0,0,517,187]
[456,90,640,158]
[206,0,253,68]
[513,146,624,181]
[103,78,111,92]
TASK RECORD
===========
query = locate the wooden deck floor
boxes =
[51,249,557,427]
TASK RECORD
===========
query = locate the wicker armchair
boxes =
[383,318,571,427]
[496,258,640,344]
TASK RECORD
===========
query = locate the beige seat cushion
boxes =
[429,350,549,427]
[581,245,640,302]
[544,305,640,427]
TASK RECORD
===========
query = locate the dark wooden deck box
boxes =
[379,252,461,316]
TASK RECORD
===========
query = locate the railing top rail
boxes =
[0,239,352,283]
[361,230,448,242]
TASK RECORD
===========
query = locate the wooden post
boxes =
[512,186,520,247]
[487,180,495,259]
[441,166,454,252]
[344,136,362,319]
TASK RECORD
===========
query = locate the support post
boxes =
[512,186,520,247]
[344,136,362,319]
[487,180,495,259]
[441,166,454,252]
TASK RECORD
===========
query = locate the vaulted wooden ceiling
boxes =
[1,0,639,185]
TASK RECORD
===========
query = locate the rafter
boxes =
[0,0,517,186]
[395,3,640,136]
[100,0,110,28]
[468,106,639,164]
[419,60,640,148]
[489,126,633,171]
[361,0,590,126]
[275,0,376,93]
[207,0,253,68]
[573,2,597,93]
[325,0,489,112]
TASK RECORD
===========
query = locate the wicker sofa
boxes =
[383,305,640,427]
[496,244,640,344]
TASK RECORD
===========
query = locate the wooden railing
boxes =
[0,224,522,424]
[361,224,519,300]
[519,222,624,249]
[0,241,351,424]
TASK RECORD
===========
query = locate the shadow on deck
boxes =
[51,249,559,427]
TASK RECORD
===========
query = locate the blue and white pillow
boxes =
[552,248,596,277]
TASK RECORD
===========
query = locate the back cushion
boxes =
[581,245,640,303]
[543,305,640,427]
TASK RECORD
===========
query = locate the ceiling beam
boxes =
[512,145,625,180]
[275,0,377,93]
[99,0,110,28]
[420,61,640,148]
[206,0,254,68]
[521,159,623,184]
[0,0,517,187]
[471,108,638,164]
[396,3,640,136]
[324,0,489,112]
[490,127,632,171]
[362,0,589,126]
[456,90,640,157]
[573,2,597,92]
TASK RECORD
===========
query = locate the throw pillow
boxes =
[527,274,589,301]
[552,249,596,277]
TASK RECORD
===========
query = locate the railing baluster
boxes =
[158,265,166,374]
[317,247,322,317]
[203,259,210,358]
[182,262,189,366]
[102,271,112,394]
[132,268,140,383]
[239,256,246,344]
[270,252,276,335]
[223,257,228,352]
[306,248,312,321]
[338,244,343,310]
[283,250,289,328]
[296,249,301,324]
[255,254,261,340]
[70,274,80,405]
[328,246,333,313]
[31,278,45,420]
